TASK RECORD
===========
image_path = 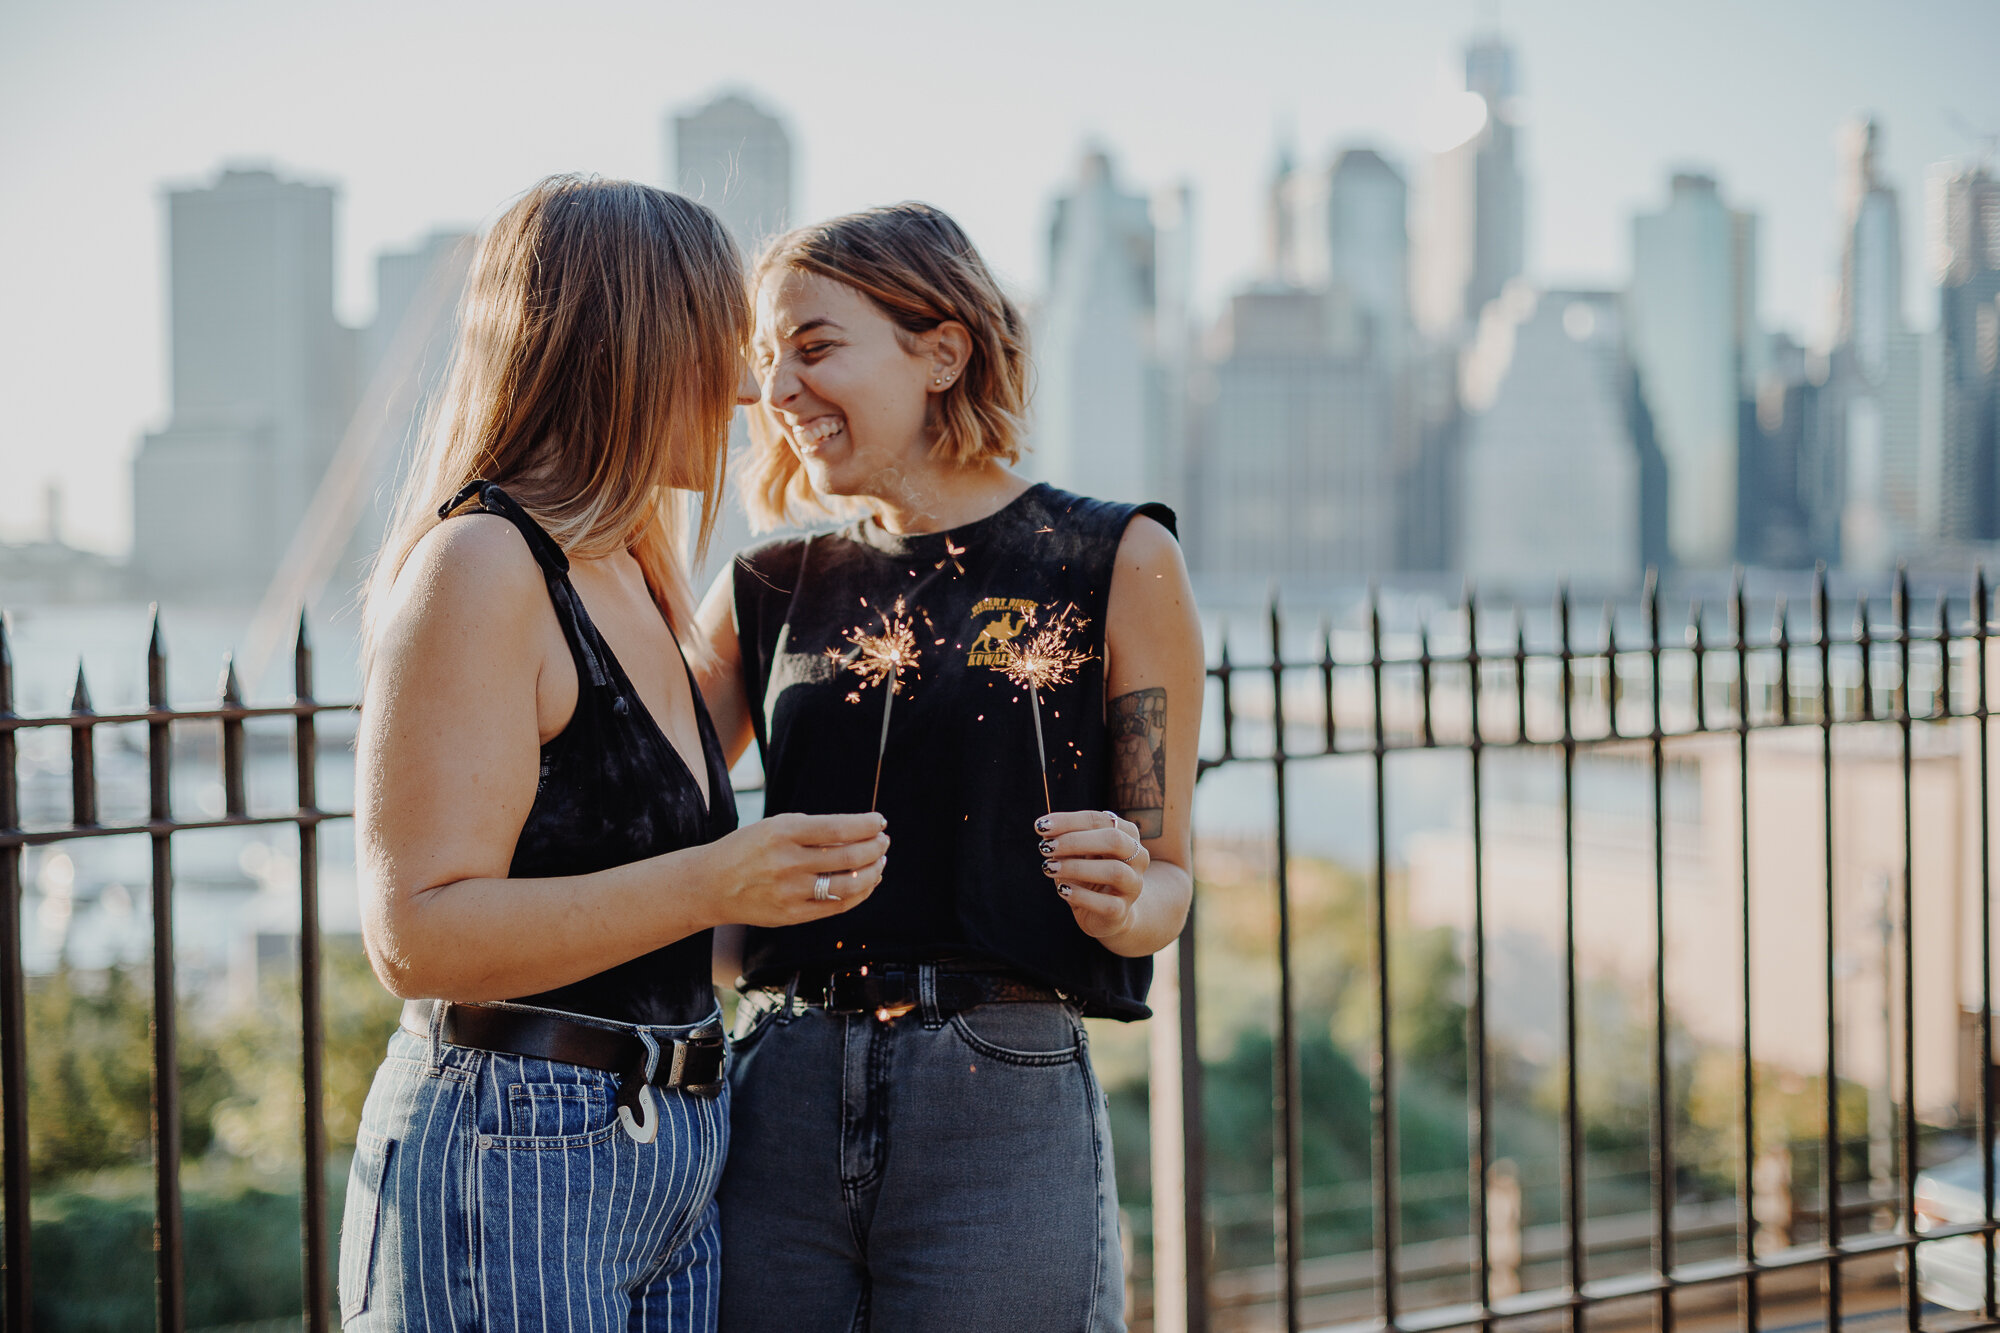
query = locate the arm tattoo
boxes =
[1109,687,1168,839]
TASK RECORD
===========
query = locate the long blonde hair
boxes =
[739,202,1031,530]
[366,174,747,663]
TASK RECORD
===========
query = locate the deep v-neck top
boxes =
[440,481,736,1027]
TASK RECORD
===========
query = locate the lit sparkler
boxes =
[829,597,924,809]
[989,604,1094,812]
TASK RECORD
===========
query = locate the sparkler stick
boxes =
[829,597,922,810]
[989,605,1094,813]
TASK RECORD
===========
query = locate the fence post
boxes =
[147,612,186,1332]
[296,614,331,1331]
[0,612,28,1328]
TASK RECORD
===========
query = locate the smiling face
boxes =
[753,269,949,501]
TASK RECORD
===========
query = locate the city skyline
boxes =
[4,0,1998,553]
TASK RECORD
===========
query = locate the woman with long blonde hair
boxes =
[697,202,1202,1332]
[339,175,887,1331]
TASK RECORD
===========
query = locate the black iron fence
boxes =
[0,612,344,1331]
[1158,568,2000,1333]
[1,566,1997,1332]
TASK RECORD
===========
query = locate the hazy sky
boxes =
[3,0,1996,553]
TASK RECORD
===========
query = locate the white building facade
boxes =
[132,168,354,601]
[1461,286,1645,588]
[1627,172,1759,570]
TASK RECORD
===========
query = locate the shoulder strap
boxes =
[438,480,572,575]
[437,478,611,688]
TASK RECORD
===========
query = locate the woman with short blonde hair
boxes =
[698,202,1203,1332]
[341,175,887,1331]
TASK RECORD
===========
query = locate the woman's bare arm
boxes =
[1037,515,1202,958]
[358,518,885,1001]
[694,565,756,767]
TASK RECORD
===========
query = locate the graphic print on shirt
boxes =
[966,596,1040,667]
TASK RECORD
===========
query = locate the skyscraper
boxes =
[670,92,792,254]
[131,167,354,599]
[1931,162,2000,541]
[1825,120,1923,568]
[1032,149,1162,504]
[1327,149,1412,365]
[1188,286,1397,580]
[1459,286,1663,587]
[1415,35,1526,337]
[1628,171,1759,569]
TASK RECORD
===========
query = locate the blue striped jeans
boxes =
[338,1007,729,1330]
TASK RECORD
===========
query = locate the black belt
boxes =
[401,999,725,1121]
[776,965,1063,1018]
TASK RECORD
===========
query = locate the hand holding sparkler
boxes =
[829,597,924,810]
[989,603,1094,813]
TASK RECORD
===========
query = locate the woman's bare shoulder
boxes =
[377,514,551,660]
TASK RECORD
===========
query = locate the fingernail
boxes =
[1043,859,1059,876]
[1038,839,1054,857]
[1057,885,1072,899]
[1035,816,1052,833]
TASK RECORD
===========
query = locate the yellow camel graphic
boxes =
[970,611,1027,655]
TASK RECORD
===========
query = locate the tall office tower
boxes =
[1738,332,1836,568]
[1628,172,1759,570]
[1328,149,1412,364]
[1931,162,2000,541]
[1460,286,1664,587]
[1150,182,1199,517]
[1821,119,1926,568]
[1187,286,1396,580]
[1415,34,1526,338]
[1032,149,1160,504]
[671,92,792,254]
[132,167,354,600]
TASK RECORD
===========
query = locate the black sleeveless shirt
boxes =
[441,482,736,1027]
[732,483,1175,1020]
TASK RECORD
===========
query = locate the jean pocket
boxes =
[338,1130,394,1323]
[949,1002,1085,1067]
[500,1080,613,1143]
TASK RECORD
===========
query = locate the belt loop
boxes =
[918,962,944,1030]
[636,1029,663,1083]
[425,999,449,1072]
[780,972,801,1025]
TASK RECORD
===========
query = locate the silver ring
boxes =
[813,874,833,901]
[1120,838,1144,865]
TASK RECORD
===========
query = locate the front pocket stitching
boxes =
[339,1131,394,1322]
[482,1118,624,1151]
[947,1013,1082,1067]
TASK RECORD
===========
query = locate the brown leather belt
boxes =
[401,999,725,1104]
[780,965,1063,1019]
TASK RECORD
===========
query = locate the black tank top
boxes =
[440,481,735,1027]
[732,483,1175,1020]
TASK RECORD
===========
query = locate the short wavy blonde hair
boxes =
[739,202,1031,530]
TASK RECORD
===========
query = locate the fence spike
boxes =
[71,659,92,714]
[147,605,167,710]
[71,661,97,827]
[220,653,246,818]
[295,608,314,701]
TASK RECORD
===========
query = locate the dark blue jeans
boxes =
[717,988,1124,1332]
[338,1006,729,1329]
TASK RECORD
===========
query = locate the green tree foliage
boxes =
[26,962,230,1184]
